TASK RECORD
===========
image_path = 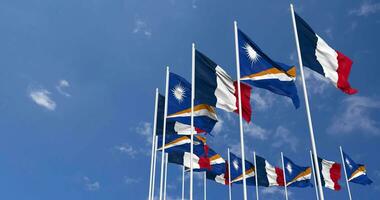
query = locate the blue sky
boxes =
[0,0,379,199]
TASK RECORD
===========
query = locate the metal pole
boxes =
[228,148,232,200]
[163,153,168,200]
[281,152,288,200]
[253,151,259,200]
[148,89,159,200]
[190,43,195,200]
[310,150,320,200]
[151,135,159,200]
[233,20,248,200]
[204,172,207,200]
[159,67,170,200]
[340,146,353,200]
[289,4,324,200]
[182,165,185,200]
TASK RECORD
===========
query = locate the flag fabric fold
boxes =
[318,157,342,191]
[238,29,300,108]
[294,12,357,95]
[229,152,256,185]
[255,155,285,187]
[342,151,373,185]
[283,156,312,187]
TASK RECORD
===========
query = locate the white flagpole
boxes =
[309,150,320,200]
[159,67,170,200]
[233,20,248,200]
[228,148,232,200]
[281,152,289,200]
[182,165,185,200]
[149,89,159,200]
[289,4,325,200]
[253,151,259,200]
[164,153,169,200]
[152,135,159,200]
[340,146,353,200]
[204,172,207,200]
[190,43,196,200]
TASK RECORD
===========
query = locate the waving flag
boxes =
[318,157,341,190]
[294,13,357,94]
[167,72,218,133]
[206,164,229,185]
[255,155,285,187]
[195,50,252,122]
[342,151,373,185]
[229,152,255,185]
[283,156,312,187]
[238,29,300,108]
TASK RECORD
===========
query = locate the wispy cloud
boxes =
[29,88,56,111]
[133,19,152,37]
[136,122,153,144]
[328,96,380,135]
[124,177,141,184]
[301,67,330,95]
[83,176,100,191]
[261,187,292,197]
[272,126,299,152]
[244,123,269,140]
[56,79,71,97]
[251,90,276,111]
[349,1,380,16]
[114,143,138,158]
[191,0,198,9]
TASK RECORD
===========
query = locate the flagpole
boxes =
[310,150,320,200]
[182,165,185,200]
[159,67,170,200]
[190,43,195,200]
[340,146,353,200]
[164,153,168,200]
[253,151,259,200]
[281,152,289,200]
[228,148,232,200]
[289,4,325,200]
[152,135,159,200]
[149,89,159,200]
[204,172,207,200]
[233,20,248,200]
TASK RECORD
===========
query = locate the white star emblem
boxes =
[171,83,186,103]
[346,158,353,169]
[233,159,239,170]
[286,163,293,174]
[243,43,260,65]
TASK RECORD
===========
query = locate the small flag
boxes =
[206,167,229,185]
[255,155,285,187]
[294,12,357,95]
[238,29,300,108]
[342,151,373,185]
[283,156,312,187]
[229,152,256,185]
[167,72,218,133]
[318,157,342,190]
[195,50,252,122]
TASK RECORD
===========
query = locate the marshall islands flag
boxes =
[238,29,300,108]
[342,151,373,185]
[294,12,357,94]
[283,156,312,187]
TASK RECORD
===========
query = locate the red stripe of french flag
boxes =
[336,51,357,95]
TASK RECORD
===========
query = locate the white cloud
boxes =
[301,67,330,95]
[136,122,153,144]
[115,143,138,158]
[328,96,380,135]
[124,177,141,184]
[251,90,276,111]
[29,88,56,111]
[83,176,100,191]
[133,19,152,37]
[212,118,224,135]
[272,126,299,152]
[350,1,380,16]
[191,0,198,9]
[324,28,333,39]
[56,79,71,97]
[244,123,269,140]
[261,187,292,197]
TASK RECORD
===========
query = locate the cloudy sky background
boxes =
[0,0,379,199]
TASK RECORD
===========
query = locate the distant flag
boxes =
[156,94,205,135]
[342,151,373,185]
[238,29,300,108]
[229,152,256,185]
[317,157,342,190]
[195,50,252,122]
[255,155,285,187]
[167,72,218,133]
[283,156,312,187]
[294,12,357,94]
[206,165,229,185]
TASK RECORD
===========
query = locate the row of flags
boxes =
[157,134,373,189]
[148,5,366,200]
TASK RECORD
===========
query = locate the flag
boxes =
[156,94,205,135]
[283,156,312,187]
[294,12,357,95]
[157,134,201,152]
[229,152,256,185]
[255,155,285,187]
[318,157,341,190]
[167,72,218,133]
[342,151,373,185]
[195,50,252,122]
[206,167,229,185]
[238,29,300,108]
